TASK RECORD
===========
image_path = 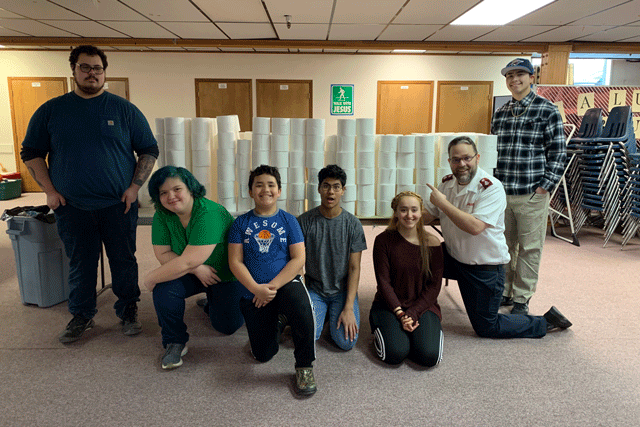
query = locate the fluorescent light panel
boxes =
[392,49,426,53]
[451,0,554,26]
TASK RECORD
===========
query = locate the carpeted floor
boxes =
[1,193,639,427]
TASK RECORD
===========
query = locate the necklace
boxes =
[510,102,530,118]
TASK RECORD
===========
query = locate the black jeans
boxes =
[239,276,316,368]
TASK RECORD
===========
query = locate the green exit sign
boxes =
[331,84,354,116]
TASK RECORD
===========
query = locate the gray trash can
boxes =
[6,215,70,307]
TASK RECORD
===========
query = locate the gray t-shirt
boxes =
[298,207,367,297]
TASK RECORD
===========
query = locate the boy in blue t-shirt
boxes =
[228,165,317,396]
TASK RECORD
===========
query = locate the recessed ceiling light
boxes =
[451,0,554,25]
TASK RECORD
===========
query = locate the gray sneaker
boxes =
[59,315,95,343]
[121,302,142,336]
[162,343,188,370]
[295,367,317,396]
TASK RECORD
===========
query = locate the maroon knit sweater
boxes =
[372,229,444,321]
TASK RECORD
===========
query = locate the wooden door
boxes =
[8,77,68,192]
[70,77,130,100]
[256,80,313,123]
[436,81,493,133]
[377,81,434,135]
[195,79,252,131]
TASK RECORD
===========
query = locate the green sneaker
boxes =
[162,343,188,370]
[295,367,317,396]
[59,315,95,343]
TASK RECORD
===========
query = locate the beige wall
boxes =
[0,50,517,171]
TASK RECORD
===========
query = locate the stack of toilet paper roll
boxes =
[270,118,290,211]
[252,117,271,170]
[306,119,325,210]
[154,118,165,167]
[164,117,188,169]
[216,116,238,212]
[377,134,398,217]
[436,133,457,184]
[415,134,436,201]
[397,135,416,194]
[288,119,306,216]
[236,138,252,212]
[477,134,498,175]
[191,117,213,197]
[355,118,376,217]
[334,119,356,213]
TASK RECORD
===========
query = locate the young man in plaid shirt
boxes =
[491,58,567,315]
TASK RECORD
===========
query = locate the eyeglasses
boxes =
[320,183,343,192]
[76,63,104,74]
[449,154,478,165]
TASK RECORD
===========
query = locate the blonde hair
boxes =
[388,191,431,277]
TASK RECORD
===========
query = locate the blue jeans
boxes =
[54,201,139,319]
[152,275,244,347]
[308,289,360,351]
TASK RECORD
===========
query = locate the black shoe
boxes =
[544,306,572,331]
[59,314,94,343]
[121,302,142,336]
[500,296,514,307]
[511,301,529,315]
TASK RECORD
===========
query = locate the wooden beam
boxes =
[539,44,572,84]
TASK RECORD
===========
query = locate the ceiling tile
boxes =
[0,24,26,37]
[525,25,615,42]
[571,1,640,26]
[0,18,78,36]
[0,0,81,19]
[377,24,442,41]
[265,0,334,22]
[274,23,328,40]
[217,22,275,39]
[394,0,478,25]
[120,0,209,22]
[191,0,268,22]
[50,0,144,21]
[102,21,178,38]
[328,24,387,40]
[158,22,227,39]
[332,0,407,24]
[40,20,128,38]
[475,25,558,42]
[514,0,630,25]
[0,8,23,19]
[574,25,640,42]
[426,25,499,42]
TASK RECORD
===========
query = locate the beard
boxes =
[74,74,104,95]
[454,166,477,185]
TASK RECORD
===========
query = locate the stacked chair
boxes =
[621,152,640,248]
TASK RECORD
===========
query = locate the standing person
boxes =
[143,166,244,370]
[370,192,444,367]
[21,45,158,343]
[423,136,571,339]
[228,165,317,396]
[298,165,367,351]
[492,58,567,315]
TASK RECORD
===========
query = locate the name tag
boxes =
[107,120,114,126]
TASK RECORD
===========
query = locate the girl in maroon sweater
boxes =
[370,191,444,366]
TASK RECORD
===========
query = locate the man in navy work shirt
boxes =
[491,58,567,315]
[21,45,158,343]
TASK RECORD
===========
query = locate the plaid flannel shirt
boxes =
[491,91,566,196]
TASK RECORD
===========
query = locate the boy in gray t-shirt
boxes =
[298,165,367,350]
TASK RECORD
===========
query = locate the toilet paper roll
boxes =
[343,184,357,202]
[415,151,435,169]
[378,183,396,201]
[191,117,212,136]
[305,119,325,136]
[218,131,236,149]
[164,117,185,134]
[270,151,289,168]
[280,183,288,195]
[192,150,211,167]
[252,150,270,167]
[306,151,324,169]
[479,150,498,169]
[397,152,416,169]
[396,184,416,193]
[155,118,165,135]
[306,134,325,152]
[237,154,251,171]
[337,135,356,153]
[398,135,416,153]
[356,200,376,217]
[357,168,375,184]
[217,115,239,133]
[356,118,375,136]
[237,197,253,213]
[342,201,356,214]
[357,185,375,200]
[380,135,398,153]
[357,135,375,152]
[290,118,306,135]
[415,184,432,201]
[218,163,236,182]
[378,151,396,168]
[155,133,164,149]
[217,148,235,165]
[477,134,498,151]
[377,200,393,217]
[396,168,414,185]
[290,135,305,152]
[325,150,336,165]
[416,168,435,185]
[217,181,236,198]
[191,132,211,151]
[307,188,321,203]
[235,138,250,154]
[271,118,290,135]
[378,169,397,185]
[290,183,306,199]
[271,134,290,152]
[287,200,305,217]
[436,167,451,184]
[164,134,186,151]
[343,168,356,184]
[356,151,375,168]
[193,165,209,180]
[307,168,321,184]
[336,151,355,169]
[253,117,271,135]
[438,134,458,166]
[239,131,252,140]
[252,134,270,152]
[325,135,337,153]
[289,151,305,168]
[219,197,237,212]
[415,134,437,153]
[238,182,250,199]
[165,149,186,167]
[288,167,305,184]
[337,119,356,136]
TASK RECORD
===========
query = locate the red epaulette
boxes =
[480,178,493,189]
[442,174,454,183]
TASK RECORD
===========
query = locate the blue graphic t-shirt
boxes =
[228,209,304,298]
